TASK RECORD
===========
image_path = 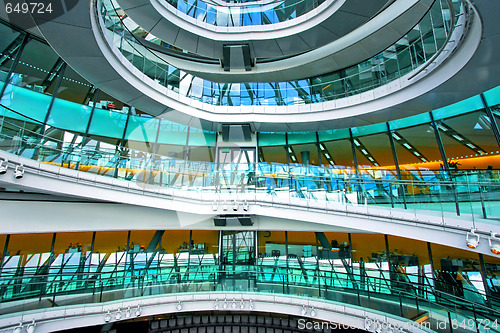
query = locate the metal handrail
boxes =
[1,266,498,321]
[2,108,500,188]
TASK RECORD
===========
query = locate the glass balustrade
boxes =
[1,229,498,328]
[1,109,500,222]
[161,0,327,28]
[0,257,499,331]
[98,0,467,109]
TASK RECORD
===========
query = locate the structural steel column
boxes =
[430,112,460,215]
[478,253,492,307]
[480,93,500,148]
[0,34,30,99]
[43,62,67,127]
[387,122,407,209]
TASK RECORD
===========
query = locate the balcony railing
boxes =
[0,259,499,332]
[1,111,500,222]
[160,0,328,28]
[97,0,469,109]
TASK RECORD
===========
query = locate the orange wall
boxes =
[2,231,500,266]
[364,154,500,171]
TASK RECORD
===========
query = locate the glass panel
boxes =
[0,84,51,122]
[258,231,286,283]
[55,66,93,104]
[441,110,500,168]
[0,26,22,74]
[87,108,128,139]
[258,132,286,146]
[15,39,59,94]
[126,116,159,144]
[47,99,92,133]
[161,231,190,255]
[156,143,184,159]
[482,254,500,301]
[433,95,484,120]
[323,139,355,170]
[317,128,350,142]
[53,232,93,255]
[157,121,188,145]
[3,233,53,279]
[483,85,500,107]
[431,244,486,303]
[188,129,216,147]
[292,143,319,166]
[395,123,442,170]
[93,231,128,253]
[260,145,286,163]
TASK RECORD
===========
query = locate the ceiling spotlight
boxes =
[222,201,228,211]
[364,319,372,330]
[115,309,122,320]
[13,322,22,333]
[310,308,316,317]
[135,305,141,317]
[249,299,254,310]
[489,232,500,255]
[239,300,245,309]
[243,201,249,211]
[176,302,182,311]
[124,307,131,318]
[14,165,24,179]
[466,229,480,249]
[104,310,112,322]
[232,201,239,211]
[214,299,219,310]
[301,305,307,316]
[0,159,7,174]
[212,201,218,211]
[26,320,36,333]
[223,298,228,309]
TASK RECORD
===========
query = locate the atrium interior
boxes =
[0,0,500,331]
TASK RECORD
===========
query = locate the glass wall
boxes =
[161,231,190,255]
[2,15,500,183]
[323,139,355,171]
[93,231,129,253]
[0,230,499,309]
[440,110,500,169]
[288,132,319,166]
[55,66,93,104]
[0,24,23,75]
[395,123,443,170]
[259,133,286,164]
[15,39,59,95]
[52,232,94,255]
[483,254,500,300]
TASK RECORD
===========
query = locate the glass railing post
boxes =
[399,292,403,317]
[471,304,480,333]
[99,281,104,303]
[282,274,285,294]
[390,183,394,208]
[447,311,454,333]
[478,184,487,219]
[317,271,321,298]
